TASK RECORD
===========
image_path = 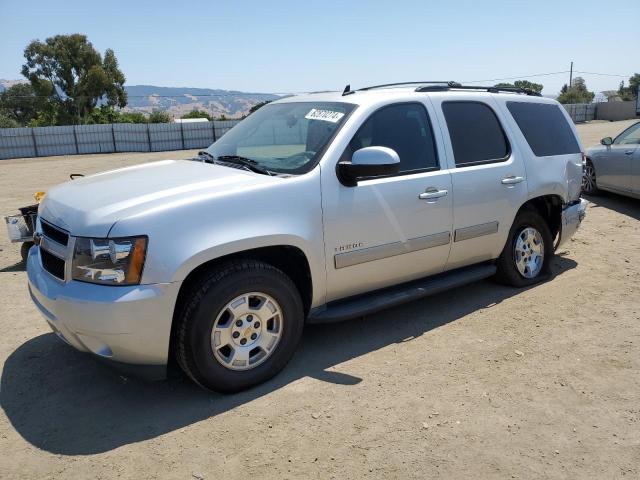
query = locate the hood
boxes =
[39,160,278,237]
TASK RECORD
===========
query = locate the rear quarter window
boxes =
[507,102,580,157]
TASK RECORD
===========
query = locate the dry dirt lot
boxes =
[0,120,638,479]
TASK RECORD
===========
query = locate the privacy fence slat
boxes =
[0,120,240,160]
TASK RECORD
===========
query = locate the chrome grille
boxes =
[40,220,69,246]
[38,219,71,281]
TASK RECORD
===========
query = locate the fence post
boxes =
[147,123,152,151]
[30,128,39,157]
[111,124,117,152]
[180,121,185,150]
[72,125,79,154]
[212,121,217,142]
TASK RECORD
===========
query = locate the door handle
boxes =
[501,175,525,185]
[418,188,448,200]
[625,150,634,155]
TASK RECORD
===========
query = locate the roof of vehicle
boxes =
[274,83,559,107]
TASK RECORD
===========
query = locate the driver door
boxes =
[321,101,453,302]
[598,123,640,191]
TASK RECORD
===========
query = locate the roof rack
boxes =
[414,84,541,97]
[357,81,459,91]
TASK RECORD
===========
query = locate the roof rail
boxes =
[415,84,541,97]
[358,81,459,91]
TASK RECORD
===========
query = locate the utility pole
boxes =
[569,61,573,87]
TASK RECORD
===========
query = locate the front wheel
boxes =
[174,260,304,392]
[495,211,553,287]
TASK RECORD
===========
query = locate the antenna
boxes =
[342,84,352,96]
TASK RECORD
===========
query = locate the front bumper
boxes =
[557,198,588,249]
[27,246,180,373]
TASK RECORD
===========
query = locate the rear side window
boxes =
[442,102,509,166]
[345,102,439,173]
[507,102,580,156]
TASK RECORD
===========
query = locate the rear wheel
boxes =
[174,260,304,392]
[582,160,600,195]
[495,210,553,287]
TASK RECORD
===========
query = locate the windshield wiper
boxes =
[215,155,275,176]
[197,150,216,162]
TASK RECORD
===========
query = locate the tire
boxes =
[582,160,600,195]
[495,210,553,287]
[20,242,34,263]
[174,260,304,393]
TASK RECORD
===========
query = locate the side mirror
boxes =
[337,146,400,186]
[601,137,613,146]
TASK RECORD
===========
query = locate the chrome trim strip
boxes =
[454,221,499,242]
[39,235,67,259]
[334,231,451,269]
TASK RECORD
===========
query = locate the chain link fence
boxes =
[0,120,240,160]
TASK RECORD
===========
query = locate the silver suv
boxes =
[27,82,587,392]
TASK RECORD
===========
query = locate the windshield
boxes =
[205,101,356,174]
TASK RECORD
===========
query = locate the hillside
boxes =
[0,80,279,118]
[123,85,279,118]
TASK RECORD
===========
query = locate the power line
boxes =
[573,70,633,77]
[463,71,570,83]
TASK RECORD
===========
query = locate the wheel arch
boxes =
[168,244,314,371]
[516,194,564,241]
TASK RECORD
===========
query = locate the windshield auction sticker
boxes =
[305,109,345,123]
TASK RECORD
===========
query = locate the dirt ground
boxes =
[0,120,638,479]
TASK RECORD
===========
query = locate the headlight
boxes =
[72,236,147,285]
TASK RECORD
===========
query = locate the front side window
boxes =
[614,122,640,145]
[442,101,509,166]
[343,102,439,173]
[205,102,355,174]
[507,101,581,156]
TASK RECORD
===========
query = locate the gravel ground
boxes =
[0,120,638,479]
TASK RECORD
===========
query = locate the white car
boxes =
[583,121,640,199]
[27,82,587,392]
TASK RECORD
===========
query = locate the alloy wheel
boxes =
[514,227,545,278]
[211,292,283,371]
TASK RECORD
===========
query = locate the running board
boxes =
[307,263,496,324]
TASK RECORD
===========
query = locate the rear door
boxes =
[430,96,527,270]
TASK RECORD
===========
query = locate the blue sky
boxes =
[0,0,637,95]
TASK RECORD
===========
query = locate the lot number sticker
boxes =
[305,109,345,123]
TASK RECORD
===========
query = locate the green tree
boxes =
[248,100,271,114]
[148,109,171,123]
[181,109,212,121]
[0,83,44,125]
[119,111,148,124]
[217,114,228,121]
[557,77,595,104]
[21,34,127,125]
[495,80,543,94]
[618,73,640,101]
[0,111,20,128]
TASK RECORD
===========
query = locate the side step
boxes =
[307,263,497,324]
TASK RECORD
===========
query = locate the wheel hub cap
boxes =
[514,227,545,279]
[583,165,596,191]
[211,292,283,371]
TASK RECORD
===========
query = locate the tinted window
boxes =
[345,103,438,173]
[507,101,580,156]
[442,102,509,166]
